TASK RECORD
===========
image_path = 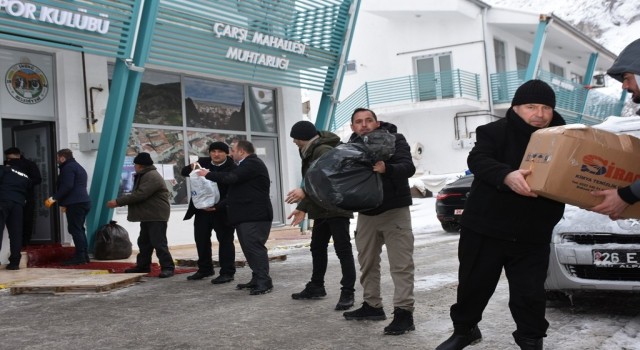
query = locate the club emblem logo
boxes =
[5,63,49,104]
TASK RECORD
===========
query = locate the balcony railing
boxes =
[331,69,481,131]
[490,70,623,125]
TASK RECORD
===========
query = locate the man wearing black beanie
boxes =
[437,80,566,350]
[181,141,238,284]
[286,120,357,311]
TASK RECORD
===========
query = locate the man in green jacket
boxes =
[106,152,175,278]
[286,121,356,310]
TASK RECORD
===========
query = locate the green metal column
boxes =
[86,0,160,251]
[315,0,361,131]
[614,91,628,116]
[577,52,599,122]
[524,15,552,81]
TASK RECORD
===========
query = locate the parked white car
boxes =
[545,116,640,295]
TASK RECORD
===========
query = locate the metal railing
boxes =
[331,69,481,131]
[490,70,623,125]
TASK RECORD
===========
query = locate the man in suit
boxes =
[181,141,237,283]
[197,140,274,295]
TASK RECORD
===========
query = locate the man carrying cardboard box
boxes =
[436,80,566,350]
[592,39,640,219]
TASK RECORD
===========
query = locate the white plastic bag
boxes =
[189,164,220,209]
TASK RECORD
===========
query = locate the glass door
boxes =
[414,53,453,101]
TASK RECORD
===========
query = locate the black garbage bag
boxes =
[304,142,384,212]
[93,221,132,260]
[356,129,396,161]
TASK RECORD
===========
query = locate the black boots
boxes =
[291,282,327,300]
[343,302,387,321]
[436,325,482,350]
[186,271,214,280]
[383,307,415,335]
[335,290,355,310]
[514,335,543,350]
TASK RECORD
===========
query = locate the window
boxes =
[248,86,277,133]
[135,71,182,126]
[549,62,564,78]
[570,72,583,84]
[493,39,506,73]
[515,48,530,71]
[108,65,279,206]
[184,77,246,131]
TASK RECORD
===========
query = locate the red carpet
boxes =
[24,244,196,277]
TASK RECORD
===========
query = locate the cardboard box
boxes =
[520,124,640,218]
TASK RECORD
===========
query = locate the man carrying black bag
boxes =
[285,121,357,311]
[342,108,416,336]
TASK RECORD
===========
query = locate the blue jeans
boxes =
[65,202,91,259]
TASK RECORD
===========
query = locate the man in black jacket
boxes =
[591,38,640,218]
[436,80,566,350]
[286,121,356,310]
[0,164,31,270]
[181,141,237,283]
[342,108,417,336]
[196,140,273,295]
[4,147,41,247]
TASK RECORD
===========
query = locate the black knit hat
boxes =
[511,79,556,109]
[209,141,230,154]
[290,121,318,141]
[133,152,153,166]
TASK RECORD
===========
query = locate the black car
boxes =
[435,175,473,232]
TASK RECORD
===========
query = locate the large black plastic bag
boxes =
[93,221,133,260]
[358,129,396,161]
[304,143,384,212]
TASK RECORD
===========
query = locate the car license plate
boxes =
[593,249,640,268]
[454,209,464,215]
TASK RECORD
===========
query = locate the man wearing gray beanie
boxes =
[591,38,640,219]
[437,80,566,350]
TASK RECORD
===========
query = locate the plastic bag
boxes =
[351,129,396,161]
[189,164,220,209]
[93,221,132,260]
[304,143,383,212]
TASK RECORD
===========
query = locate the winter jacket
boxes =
[181,156,237,221]
[53,158,90,206]
[0,166,30,205]
[348,121,415,216]
[607,38,640,82]
[5,156,42,191]
[115,165,170,222]
[205,154,273,226]
[460,108,566,244]
[298,131,352,219]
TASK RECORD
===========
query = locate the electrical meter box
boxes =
[79,132,101,151]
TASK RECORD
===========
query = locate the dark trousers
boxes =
[136,221,175,270]
[0,201,24,265]
[65,202,91,260]
[193,212,236,276]
[22,197,35,247]
[310,217,356,292]
[450,227,550,339]
[236,221,271,287]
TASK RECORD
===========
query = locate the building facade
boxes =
[321,0,622,176]
[0,0,358,260]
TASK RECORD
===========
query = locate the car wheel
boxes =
[441,222,460,233]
